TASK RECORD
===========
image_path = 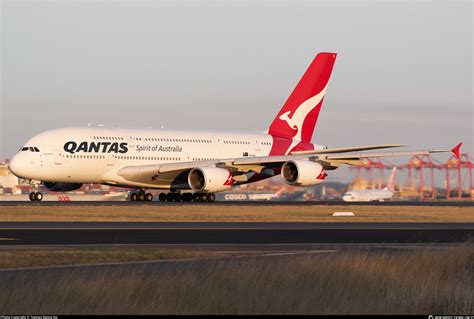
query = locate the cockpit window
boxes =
[20,146,40,152]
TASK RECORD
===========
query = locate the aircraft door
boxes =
[107,154,115,166]
[127,135,136,148]
[54,151,63,165]
[252,138,261,152]
[214,138,223,149]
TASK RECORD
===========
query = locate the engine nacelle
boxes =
[42,182,83,192]
[281,160,327,186]
[188,167,233,193]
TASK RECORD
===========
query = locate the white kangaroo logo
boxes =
[278,83,328,142]
[277,83,328,155]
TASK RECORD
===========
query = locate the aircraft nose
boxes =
[8,154,25,178]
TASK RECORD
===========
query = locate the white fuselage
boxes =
[342,189,394,202]
[9,127,322,190]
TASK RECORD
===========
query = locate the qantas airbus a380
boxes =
[8,52,459,202]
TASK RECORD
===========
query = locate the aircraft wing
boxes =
[118,143,412,179]
[115,144,456,187]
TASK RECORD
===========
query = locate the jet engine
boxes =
[187,167,233,193]
[281,160,327,186]
[42,182,83,192]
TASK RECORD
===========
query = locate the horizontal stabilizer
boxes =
[451,142,462,159]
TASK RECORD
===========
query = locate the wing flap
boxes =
[290,144,407,155]
[232,149,450,170]
[323,149,449,160]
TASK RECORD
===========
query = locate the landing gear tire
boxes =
[159,193,167,202]
[29,192,43,202]
[207,193,216,202]
[182,193,193,202]
[130,188,150,202]
[157,192,215,203]
[34,192,43,201]
[164,192,182,202]
[191,193,213,202]
[166,193,175,202]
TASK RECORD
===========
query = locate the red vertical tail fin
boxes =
[384,167,397,192]
[267,52,337,143]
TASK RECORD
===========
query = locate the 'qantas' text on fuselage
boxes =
[63,141,128,154]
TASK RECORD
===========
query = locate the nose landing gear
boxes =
[29,192,43,202]
[28,180,43,202]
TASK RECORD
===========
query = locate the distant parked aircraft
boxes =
[343,167,398,202]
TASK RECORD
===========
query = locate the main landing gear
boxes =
[129,189,153,202]
[128,189,216,202]
[29,192,43,202]
[158,192,216,202]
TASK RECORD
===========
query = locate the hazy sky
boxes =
[1,0,472,182]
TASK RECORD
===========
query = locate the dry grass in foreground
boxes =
[0,247,217,269]
[0,204,473,222]
[0,246,472,314]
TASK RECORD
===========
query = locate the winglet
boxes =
[451,142,462,159]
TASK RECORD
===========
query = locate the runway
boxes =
[0,200,473,206]
[0,222,472,245]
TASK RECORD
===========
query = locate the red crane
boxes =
[350,158,395,190]
[398,154,442,200]
[349,143,472,201]
[443,143,473,200]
